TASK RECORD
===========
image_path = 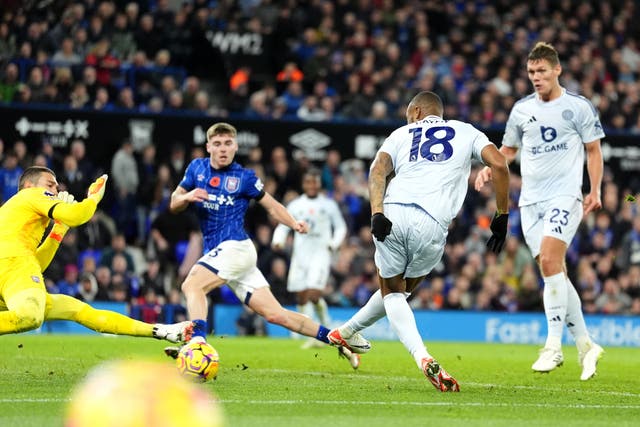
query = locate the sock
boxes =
[76,306,153,336]
[313,298,330,325]
[298,302,315,320]
[341,290,387,338]
[315,325,330,343]
[565,278,592,352]
[192,319,207,339]
[383,293,430,368]
[542,272,568,350]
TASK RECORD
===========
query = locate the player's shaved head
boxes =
[406,91,444,123]
[19,166,56,190]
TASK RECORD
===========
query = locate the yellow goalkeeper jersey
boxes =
[0,187,97,259]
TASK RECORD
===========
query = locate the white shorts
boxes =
[196,239,269,304]
[287,252,331,293]
[374,203,447,279]
[520,196,583,258]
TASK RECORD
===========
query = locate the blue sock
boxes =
[316,325,330,344]
[192,319,207,339]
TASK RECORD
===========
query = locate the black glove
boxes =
[371,212,392,242]
[487,212,508,254]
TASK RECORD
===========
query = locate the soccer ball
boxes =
[65,360,224,427]
[176,341,220,382]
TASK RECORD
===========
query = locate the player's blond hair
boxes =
[528,42,560,66]
[19,166,55,190]
[206,122,237,140]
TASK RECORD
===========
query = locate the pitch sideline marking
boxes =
[1,398,639,410]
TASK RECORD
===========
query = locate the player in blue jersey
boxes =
[475,42,605,380]
[166,122,367,368]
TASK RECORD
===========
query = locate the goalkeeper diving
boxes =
[0,166,193,343]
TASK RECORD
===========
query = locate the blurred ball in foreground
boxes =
[65,360,223,427]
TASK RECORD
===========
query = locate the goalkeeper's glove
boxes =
[87,174,108,203]
[371,212,392,242]
[56,191,76,204]
[487,212,508,254]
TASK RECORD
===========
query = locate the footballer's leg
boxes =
[0,260,47,334]
[0,287,46,334]
[45,294,194,342]
[181,264,225,342]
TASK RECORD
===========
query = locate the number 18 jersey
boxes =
[379,115,493,228]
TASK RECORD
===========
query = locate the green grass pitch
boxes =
[0,335,638,426]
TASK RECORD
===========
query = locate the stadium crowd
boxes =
[1,1,640,131]
[1,1,640,325]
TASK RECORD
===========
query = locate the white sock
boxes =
[340,290,386,338]
[542,272,568,350]
[565,278,592,352]
[383,292,430,368]
[313,298,330,325]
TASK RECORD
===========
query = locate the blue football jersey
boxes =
[178,159,265,252]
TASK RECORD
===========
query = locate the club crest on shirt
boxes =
[224,176,240,193]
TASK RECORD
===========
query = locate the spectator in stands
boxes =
[51,37,82,68]
[595,278,632,314]
[56,264,80,297]
[58,154,89,199]
[111,139,139,239]
[77,272,98,302]
[111,12,137,61]
[26,66,46,102]
[100,233,136,274]
[0,151,23,203]
[12,140,32,170]
[77,210,115,251]
[46,228,80,284]
[135,14,162,59]
[163,288,188,323]
[0,63,19,102]
[149,206,200,277]
[85,38,120,88]
[81,66,99,103]
[140,258,168,299]
[94,265,113,301]
[53,66,74,104]
[0,22,16,60]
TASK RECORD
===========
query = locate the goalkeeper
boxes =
[0,166,192,343]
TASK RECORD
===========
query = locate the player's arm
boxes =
[369,151,393,215]
[271,223,291,251]
[36,221,69,270]
[329,202,347,251]
[474,145,517,191]
[50,175,109,226]
[481,145,510,214]
[36,191,75,270]
[369,151,394,242]
[583,139,603,215]
[170,185,208,213]
[258,192,308,233]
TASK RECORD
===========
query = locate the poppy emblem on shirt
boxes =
[209,176,221,187]
[224,177,240,193]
